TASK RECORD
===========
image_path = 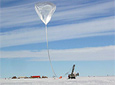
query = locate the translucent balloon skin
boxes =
[35,2,56,25]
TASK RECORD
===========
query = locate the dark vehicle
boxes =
[68,64,79,79]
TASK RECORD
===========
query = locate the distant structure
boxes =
[42,76,48,78]
[31,76,41,78]
[18,76,28,79]
[12,76,17,79]
[11,75,49,79]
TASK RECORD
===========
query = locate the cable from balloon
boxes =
[45,25,57,77]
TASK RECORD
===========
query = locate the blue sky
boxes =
[0,0,115,78]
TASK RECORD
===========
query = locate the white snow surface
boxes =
[0,76,115,85]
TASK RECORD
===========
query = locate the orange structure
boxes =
[59,76,62,79]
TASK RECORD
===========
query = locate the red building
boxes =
[31,76,41,78]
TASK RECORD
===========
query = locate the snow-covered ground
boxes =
[0,76,115,85]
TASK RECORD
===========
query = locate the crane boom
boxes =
[68,64,79,79]
[71,64,75,74]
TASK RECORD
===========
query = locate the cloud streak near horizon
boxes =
[1,45,115,61]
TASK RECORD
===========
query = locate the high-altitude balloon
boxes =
[35,2,57,77]
[35,2,56,25]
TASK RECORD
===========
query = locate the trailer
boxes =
[31,76,41,78]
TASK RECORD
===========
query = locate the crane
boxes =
[68,64,79,79]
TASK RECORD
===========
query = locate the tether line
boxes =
[45,25,57,77]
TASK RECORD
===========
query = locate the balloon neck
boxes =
[45,24,47,26]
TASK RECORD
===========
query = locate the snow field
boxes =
[0,76,115,85]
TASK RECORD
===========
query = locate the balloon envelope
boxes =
[35,2,56,25]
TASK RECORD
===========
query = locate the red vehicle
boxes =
[31,76,41,78]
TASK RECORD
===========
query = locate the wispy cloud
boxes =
[0,1,114,28]
[0,0,114,48]
[1,45,115,61]
[0,16,114,48]
[54,1,114,21]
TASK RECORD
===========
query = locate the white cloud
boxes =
[0,1,114,48]
[1,45,115,61]
[0,16,114,48]
[53,1,114,21]
[0,1,114,28]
